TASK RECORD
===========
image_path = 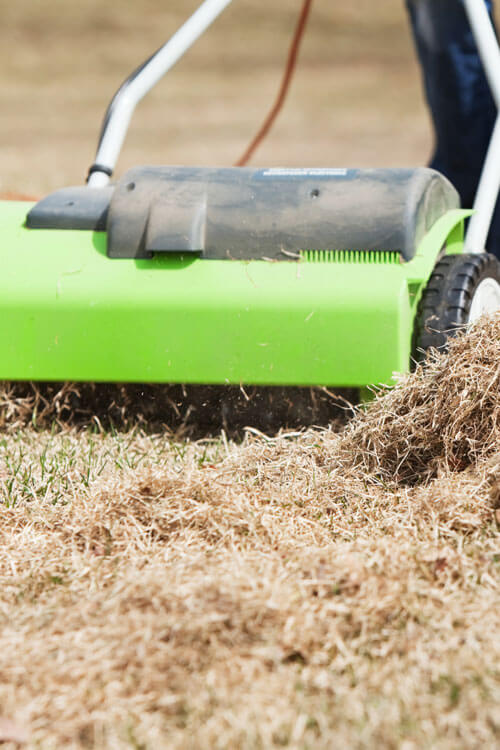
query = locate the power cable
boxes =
[235,0,314,167]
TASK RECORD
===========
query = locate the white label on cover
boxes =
[260,168,349,178]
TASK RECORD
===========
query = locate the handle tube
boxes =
[463,0,500,107]
[462,0,500,252]
[88,0,234,187]
[464,114,500,253]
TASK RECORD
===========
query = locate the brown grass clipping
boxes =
[0,318,499,748]
[339,315,500,484]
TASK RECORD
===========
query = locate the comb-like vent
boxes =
[300,249,401,264]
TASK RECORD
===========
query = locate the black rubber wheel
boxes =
[413,252,500,362]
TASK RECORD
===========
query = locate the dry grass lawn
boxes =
[0,320,500,748]
[1,1,500,747]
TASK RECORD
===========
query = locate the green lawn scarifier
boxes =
[2,0,500,392]
[0,196,469,387]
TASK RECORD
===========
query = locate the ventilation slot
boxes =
[300,249,401,264]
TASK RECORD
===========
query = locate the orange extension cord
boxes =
[234,0,314,167]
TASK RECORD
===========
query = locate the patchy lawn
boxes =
[0,320,499,748]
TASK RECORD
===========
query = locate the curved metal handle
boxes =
[87,0,234,188]
[463,0,500,253]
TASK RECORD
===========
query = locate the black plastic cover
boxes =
[26,186,114,231]
[107,166,459,261]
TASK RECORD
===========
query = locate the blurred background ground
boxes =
[0,0,434,195]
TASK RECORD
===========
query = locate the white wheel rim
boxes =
[468,277,500,324]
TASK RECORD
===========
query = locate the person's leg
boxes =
[406,0,500,255]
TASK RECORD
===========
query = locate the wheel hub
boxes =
[468,278,500,324]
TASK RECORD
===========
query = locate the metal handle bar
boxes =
[463,0,500,253]
[87,0,234,188]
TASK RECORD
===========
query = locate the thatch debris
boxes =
[0,317,499,747]
[0,382,354,437]
[338,316,500,484]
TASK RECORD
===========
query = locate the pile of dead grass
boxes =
[339,316,500,484]
[0,318,499,748]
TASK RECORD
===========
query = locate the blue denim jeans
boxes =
[406,0,500,255]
